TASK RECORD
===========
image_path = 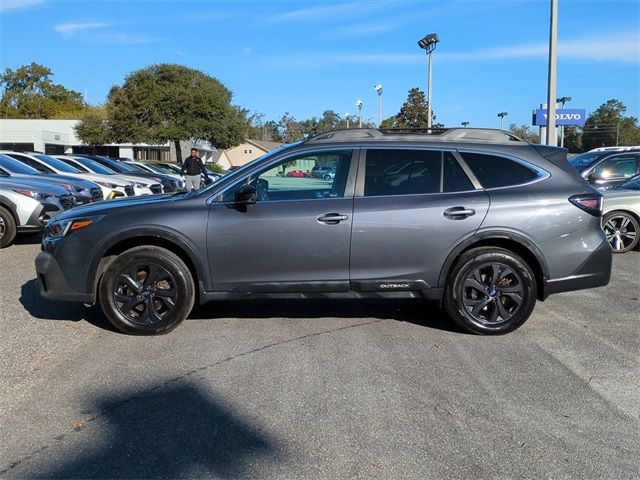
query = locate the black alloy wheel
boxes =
[99,246,195,334]
[603,211,639,253]
[444,247,537,334]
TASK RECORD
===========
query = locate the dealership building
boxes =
[0,119,218,163]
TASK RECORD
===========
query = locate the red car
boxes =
[286,170,307,177]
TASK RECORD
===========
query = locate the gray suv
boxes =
[35,128,612,335]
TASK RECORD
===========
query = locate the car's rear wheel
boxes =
[444,247,537,334]
[602,211,639,253]
[0,206,17,249]
[99,246,195,335]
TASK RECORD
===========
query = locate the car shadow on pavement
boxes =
[20,278,463,334]
[19,279,119,333]
[190,298,464,334]
[8,382,282,479]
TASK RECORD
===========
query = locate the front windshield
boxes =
[158,164,181,173]
[97,156,139,173]
[615,175,640,191]
[34,154,83,173]
[198,143,299,194]
[124,163,149,172]
[0,154,40,174]
[141,163,166,174]
[72,157,117,175]
[569,152,606,171]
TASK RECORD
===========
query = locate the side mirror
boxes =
[234,184,258,205]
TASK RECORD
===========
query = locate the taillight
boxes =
[569,194,603,217]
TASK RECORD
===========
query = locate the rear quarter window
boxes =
[461,152,541,189]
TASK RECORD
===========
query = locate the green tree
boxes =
[563,126,583,153]
[99,64,246,156]
[381,88,439,129]
[508,124,540,143]
[581,99,640,150]
[0,62,85,118]
[74,106,111,145]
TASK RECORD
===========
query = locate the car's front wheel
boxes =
[603,211,639,253]
[99,246,195,335]
[444,247,537,334]
[0,206,17,249]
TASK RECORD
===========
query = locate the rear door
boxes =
[349,148,489,291]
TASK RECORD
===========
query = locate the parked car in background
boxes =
[0,179,74,248]
[36,128,611,336]
[602,174,640,253]
[570,149,640,190]
[309,165,336,180]
[77,155,179,193]
[49,155,134,199]
[0,153,101,205]
[122,161,185,190]
[54,155,156,196]
[286,169,307,177]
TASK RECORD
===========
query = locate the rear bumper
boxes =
[543,240,612,298]
[35,251,94,303]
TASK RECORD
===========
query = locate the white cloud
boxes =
[93,33,159,45]
[0,0,44,12]
[330,21,397,39]
[270,0,405,22]
[53,22,109,38]
[266,31,640,67]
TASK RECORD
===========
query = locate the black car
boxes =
[569,148,640,190]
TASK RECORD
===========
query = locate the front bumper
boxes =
[35,251,94,303]
[543,239,612,298]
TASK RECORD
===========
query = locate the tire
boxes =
[323,174,331,181]
[602,211,639,253]
[0,206,17,249]
[99,246,195,335]
[444,247,537,335]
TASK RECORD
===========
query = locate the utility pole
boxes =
[545,0,558,146]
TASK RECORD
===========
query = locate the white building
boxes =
[0,119,218,163]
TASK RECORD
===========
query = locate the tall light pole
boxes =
[556,96,571,147]
[417,33,439,130]
[546,0,558,146]
[374,84,383,127]
[345,112,350,129]
[355,99,363,128]
[461,121,469,128]
[497,112,508,130]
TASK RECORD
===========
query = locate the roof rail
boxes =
[304,127,526,144]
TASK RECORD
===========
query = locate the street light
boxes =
[417,33,439,129]
[545,0,558,146]
[461,121,469,128]
[345,112,350,129]
[497,112,508,130]
[556,96,571,148]
[374,84,383,127]
[356,99,363,128]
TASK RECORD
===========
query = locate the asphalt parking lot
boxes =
[0,239,638,479]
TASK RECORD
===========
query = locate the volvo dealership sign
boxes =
[533,109,586,126]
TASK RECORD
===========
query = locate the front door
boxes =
[207,149,357,292]
[350,148,490,291]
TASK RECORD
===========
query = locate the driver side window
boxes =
[592,155,639,179]
[221,150,353,203]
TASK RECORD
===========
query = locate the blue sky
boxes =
[1,0,638,129]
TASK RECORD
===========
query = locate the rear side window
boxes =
[461,152,540,189]
[7,153,55,174]
[364,149,473,197]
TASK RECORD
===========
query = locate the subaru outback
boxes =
[35,128,612,335]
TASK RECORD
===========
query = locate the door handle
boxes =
[317,213,349,224]
[443,206,476,219]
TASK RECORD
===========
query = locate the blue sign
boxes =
[533,109,586,126]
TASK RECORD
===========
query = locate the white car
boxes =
[54,155,158,196]
[0,180,73,248]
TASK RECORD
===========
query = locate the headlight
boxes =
[44,215,104,238]
[14,189,51,201]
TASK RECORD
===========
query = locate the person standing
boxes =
[180,148,209,191]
